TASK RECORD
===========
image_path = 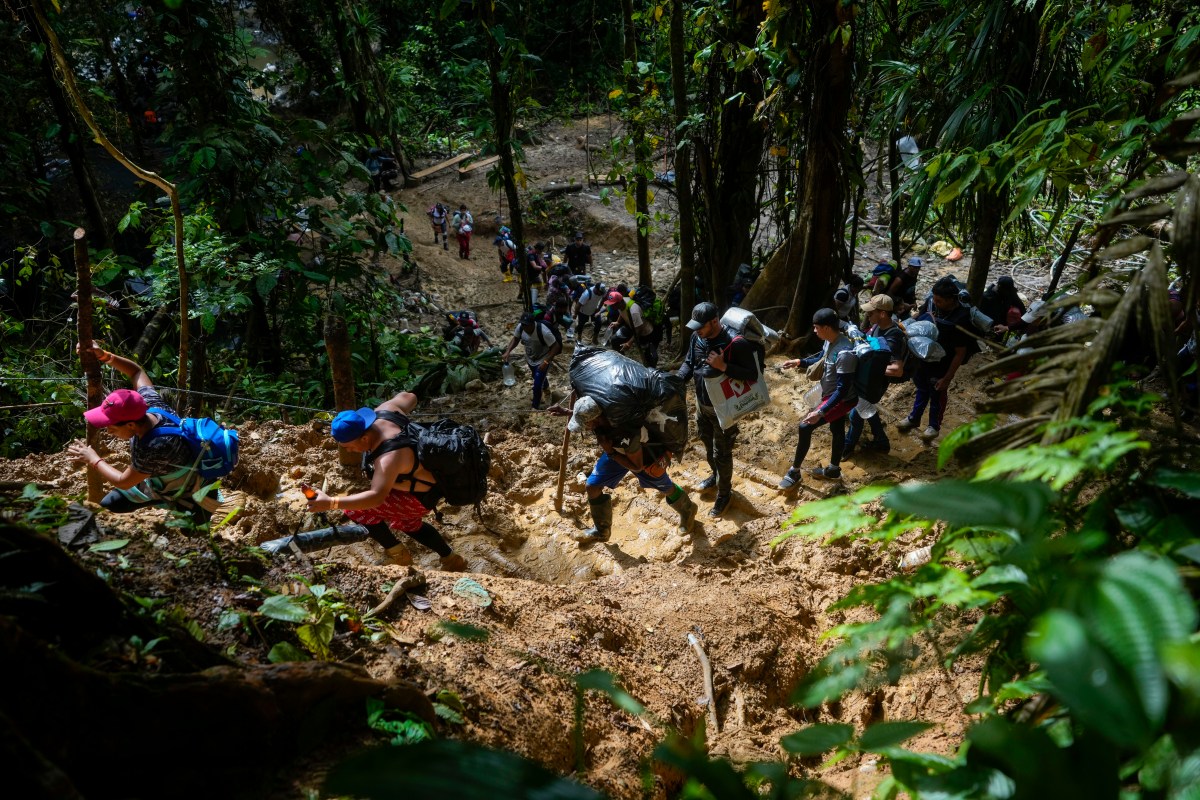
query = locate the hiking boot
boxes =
[810,464,842,479]
[378,543,413,566]
[920,426,939,440]
[573,495,612,544]
[710,494,731,517]
[443,242,449,250]
[667,492,697,535]
[503,273,513,283]
[778,468,802,490]
[862,438,891,454]
[896,418,918,433]
[439,553,467,572]
[697,474,717,491]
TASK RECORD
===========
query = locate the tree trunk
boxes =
[692,1,767,303]
[480,2,529,311]
[741,0,854,348]
[968,189,1004,302]
[33,15,110,247]
[324,311,358,466]
[621,0,652,287]
[888,128,902,265]
[670,0,696,357]
[73,229,104,503]
[132,305,172,364]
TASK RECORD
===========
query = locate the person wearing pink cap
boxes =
[604,290,658,366]
[67,344,220,529]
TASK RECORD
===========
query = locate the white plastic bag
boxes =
[704,365,770,429]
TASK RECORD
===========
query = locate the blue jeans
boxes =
[529,361,549,409]
[586,452,675,493]
[908,365,948,430]
[845,408,888,448]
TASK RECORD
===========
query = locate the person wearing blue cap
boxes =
[304,391,467,570]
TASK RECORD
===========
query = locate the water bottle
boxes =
[897,545,933,570]
[502,362,517,386]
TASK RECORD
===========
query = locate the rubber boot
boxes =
[260,523,370,554]
[573,495,612,543]
[667,492,697,535]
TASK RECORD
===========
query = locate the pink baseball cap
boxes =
[603,291,625,306]
[84,388,148,427]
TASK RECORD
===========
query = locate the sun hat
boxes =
[862,295,894,314]
[84,388,148,427]
[331,407,377,443]
[567,396,603,433]
[686,302,720,331]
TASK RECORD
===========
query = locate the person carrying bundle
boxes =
[555,347,695,544]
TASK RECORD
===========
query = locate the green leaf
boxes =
[297,610,335,660]
[1026,610,1153,748]
[575,670,646,717]
[970,564,1029,590]
[1147,468,1200,498]
[857,720,933,752]
[258,594,310,623]
[433,703,464,724]
[1077,553,1197,726]
[886,480,1054,532]
[267,641,310,663]
[89,538,130,552]
[325,741,604,799]
[780,723,854,755]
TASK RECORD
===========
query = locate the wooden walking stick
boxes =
[73,228,104,503]
[555,425,571,512]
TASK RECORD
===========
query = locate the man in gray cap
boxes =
[563,395,696,543]
[675,302,763,516]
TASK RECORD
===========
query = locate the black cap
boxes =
[574,231,584,239]
[687,302,720,331]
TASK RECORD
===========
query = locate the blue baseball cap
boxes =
[331,407,377,442]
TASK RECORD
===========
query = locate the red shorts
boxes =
[343,490,428,534]
[818,397,856,423]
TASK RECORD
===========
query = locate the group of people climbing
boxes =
[73,218,1197,573]
[427,202,474,259]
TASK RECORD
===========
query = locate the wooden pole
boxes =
[73,228,104,503]
[324,310,359,466]
[555,426,571,512]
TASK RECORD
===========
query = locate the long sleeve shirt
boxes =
[677,327,762,407]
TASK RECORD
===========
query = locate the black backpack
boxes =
[854,339,892,403]
[367,411,491,508]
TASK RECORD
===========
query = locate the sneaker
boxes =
[810,465,842,479]
[896,418,918,433]
[697,474,717,491]
[439,553,468,572]
[862,438,891,454]
[777,468,802,490]
[921,426,939,440]
[710,495,731,517]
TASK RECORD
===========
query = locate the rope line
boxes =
[2,374,545,418]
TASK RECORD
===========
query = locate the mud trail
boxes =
[2,118,998,797]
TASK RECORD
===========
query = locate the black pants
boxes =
[100,489,211,530]
[792,417,845,469]
[845,408,888,448]
[364,522,452,557]
[697,405,738,496]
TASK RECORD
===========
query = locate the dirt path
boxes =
[2,118,998,797]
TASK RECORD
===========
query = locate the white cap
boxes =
[567,396,603,432]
